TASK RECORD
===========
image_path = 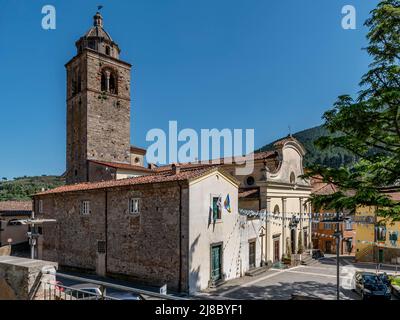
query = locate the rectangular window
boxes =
[38,200,43,214]
[81,201,90,215]
[376,226,386,242]
[212,197,221,220]
[324,223,331,230]
[129,198,140,215]
[97,241,106,254]
[345,219,353,230]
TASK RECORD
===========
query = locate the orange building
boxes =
[311,178,356,255]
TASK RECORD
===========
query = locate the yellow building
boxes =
[355,190,400,263]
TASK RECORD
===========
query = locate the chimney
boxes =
[171,163,180,175]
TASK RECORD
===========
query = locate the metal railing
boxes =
[43,281,119,300]
[42,271,188,301]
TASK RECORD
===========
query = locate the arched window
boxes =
[290,172,296,184]
[273,205,280,214]
[105,46,111,56]
[101,72,107,92]
[100,69,118,94]
[109,73,117,94]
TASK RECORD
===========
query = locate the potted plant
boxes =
[282,237,292,265]
[297,232,304,254]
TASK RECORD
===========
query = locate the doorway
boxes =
[211,244,222,282]
[325,241,332,254]
[273,237,280,262]
[378,249,384,263]
[248,240,256,269]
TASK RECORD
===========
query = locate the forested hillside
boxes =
[0,175,65,201]
[258,125,358,168]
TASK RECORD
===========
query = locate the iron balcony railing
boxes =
[42,271,188,301]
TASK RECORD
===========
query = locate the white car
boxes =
[66,283,144,300]
[66,283,103,300]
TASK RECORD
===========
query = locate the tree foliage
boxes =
[258,125,359,169]
[304,0,400,219]
[0,176,65,201]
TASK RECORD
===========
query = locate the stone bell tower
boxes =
[65,12,132,184]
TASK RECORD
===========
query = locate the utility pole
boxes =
[322,212,344,300]
[335,211,340,300]
[259,227,266,267]
[17,211,56,260]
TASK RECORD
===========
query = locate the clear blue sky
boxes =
[0,0,378,179]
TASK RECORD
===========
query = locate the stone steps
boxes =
[245,266,269,277]
[300,254,320,266]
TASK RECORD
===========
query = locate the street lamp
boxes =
[16,211,56,259]
[289,216,300,229]
[321,213,347,300]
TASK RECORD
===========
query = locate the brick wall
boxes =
[37,181,190,292]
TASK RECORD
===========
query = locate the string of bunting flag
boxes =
[238,208,381,226]
[355,239,399,249]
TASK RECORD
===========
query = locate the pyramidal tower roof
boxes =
[84,12,113,41]
[75,12,121,58]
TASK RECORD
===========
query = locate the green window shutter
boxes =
[212,197,218,220]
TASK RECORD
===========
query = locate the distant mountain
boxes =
[0,175,65,201]
[258,125,358,169]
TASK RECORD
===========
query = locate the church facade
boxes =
[34,12,312,294]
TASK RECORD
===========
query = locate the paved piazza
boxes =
[198,256,399,300]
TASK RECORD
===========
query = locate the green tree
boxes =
[304,0,400,219]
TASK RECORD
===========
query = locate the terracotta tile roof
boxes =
[89,160,152,172]
[35,166,225,196]
[273,135,300,148]
[312,183,339,195]
[311,177,355,197]
[153,162,215,172]
[383,191,400,202]
[130,145,146,155]
[154,151,277,172]
[239,188,260,199]
[0,201,32,211]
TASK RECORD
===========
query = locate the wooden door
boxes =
[273,238,280,262]
[326,241,332,253]
[249,241,256,269]
[211,245,222,281]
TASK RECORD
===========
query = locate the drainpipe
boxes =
[265,197,271,264]
[177,181,183,293]
[105,189,108,275]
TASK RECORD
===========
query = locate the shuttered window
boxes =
[129,198,140,215]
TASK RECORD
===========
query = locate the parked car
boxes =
[65,283,103,300]
[311,249,324,259]
[377,273,391,287]
[106,291,144,300]
[354,272,391,300]
[64,283,145,300]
